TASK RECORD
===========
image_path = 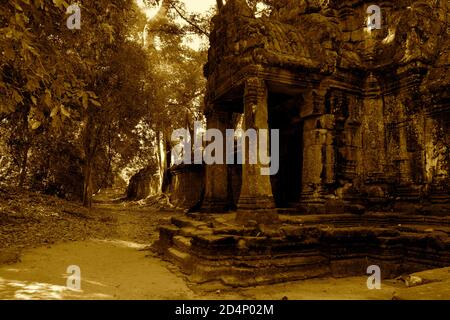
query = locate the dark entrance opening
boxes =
[268,92,304,208]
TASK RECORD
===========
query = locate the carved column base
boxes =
[237,195,275,211]
[299,185,328,204]
[201,197,230,213]
[297,186,330,214]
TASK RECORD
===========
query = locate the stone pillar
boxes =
[237,77,276,213]
[297,89,331,212]
[300,115,335,206]
[202,110,231,212]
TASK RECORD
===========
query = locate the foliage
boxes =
[0,0,211,205]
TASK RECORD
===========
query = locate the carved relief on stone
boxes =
[385,2,443,66]
[270,0,323,22]
[203,0,449,210]
[429,122,450,184]
[421,35,450,108]
[383,96,412,184]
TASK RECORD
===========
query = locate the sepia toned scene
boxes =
[0,0,449,301]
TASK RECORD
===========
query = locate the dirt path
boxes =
[0,234,402,300]
[0,238,398,300]
[0,194,206,300]
[0,195,247,300]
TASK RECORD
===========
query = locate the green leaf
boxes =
[44,89,52,107]
[14,3,23,11]
[82,92,89,109]
[31,120,41,130]
[90,99,101,107]
[52,0,65,9]
[60,104,70,117]
[87,91,98,99]
[50,106,59,118]
[12,90,23,104]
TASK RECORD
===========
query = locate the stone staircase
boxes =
[153,213,450,287]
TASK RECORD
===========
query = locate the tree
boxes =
[1,1,155,206]
[0,0,212,206]
[127,0,210,197]
[1,1,85,188]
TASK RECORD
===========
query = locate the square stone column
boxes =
[201,110,231,212]
[237,77,276,213]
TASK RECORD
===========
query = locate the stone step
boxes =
[179,226,214,237]
[173,236,192,251]
[171,216,207,229]
[277,208,299,215]
[158,225,180,244]
[431,195,450,204]
[167,247,191,265]
[159,225,180,235]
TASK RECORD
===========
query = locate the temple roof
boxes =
[205,0,448,102]
[205,0,339,78]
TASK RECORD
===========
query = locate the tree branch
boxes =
[170,3,210,37]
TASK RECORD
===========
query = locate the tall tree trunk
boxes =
[82,113,101,208]
[161,129,172,193]
[17,106,31,188]
[94,125,113,194]
[83,156,93,208]
[155,127,172,194]
[155,131,163,193]
[17,144,29,188]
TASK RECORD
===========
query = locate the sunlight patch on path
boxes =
[0,277,112,300]
[94,239,149,250]
[0,240,197,300]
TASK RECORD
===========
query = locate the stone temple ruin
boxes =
[155,0,450,286]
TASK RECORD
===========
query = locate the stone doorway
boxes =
[268,92,304,208]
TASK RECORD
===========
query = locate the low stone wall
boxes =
[169,164,204,210]
[126,167,160,200]
[126,164,206,208]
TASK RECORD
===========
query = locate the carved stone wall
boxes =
[154,0,450,286]
[202,0,449,213]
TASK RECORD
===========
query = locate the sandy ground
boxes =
[1,192,449,300]
[0,238,402,300]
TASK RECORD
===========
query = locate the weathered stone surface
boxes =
[201,0,449,213]
[126,167,156,200]
[154,213,450,286]
[169,164,204,210]
[155,0,449,287]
